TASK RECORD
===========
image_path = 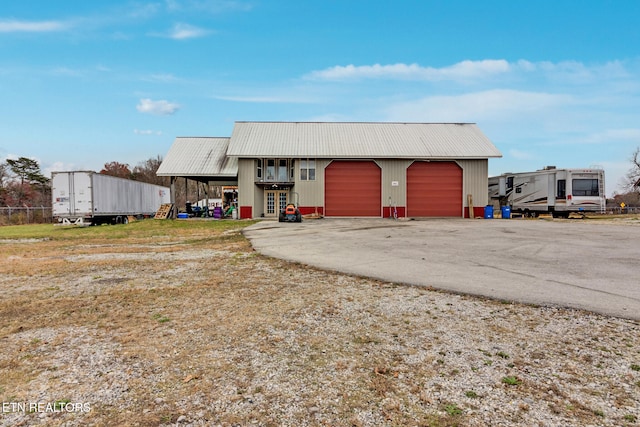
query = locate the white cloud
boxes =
[0,19,68,33]
[582,129,640,145]
[385,89,573,123]
[43,161,76,177]
[509,149,536,160]
[214,94,315,104]
[168,22,210,39]
[164,0,254,14]
[305,59,636,88]
[145,73,181,83]
[136,98,180,115]
[306,60,511,82]
[134,129,162,135]
[126,3,161,19]
[51,67,84,77]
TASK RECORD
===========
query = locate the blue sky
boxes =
[1,0,639,195]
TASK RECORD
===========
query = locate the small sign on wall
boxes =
[391,181,399,187]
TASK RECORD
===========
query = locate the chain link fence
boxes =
[605,206,639,215]
[0,206,53,225]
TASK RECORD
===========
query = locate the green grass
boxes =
[444,403,463,416]
[0,219,258,240]
[501,376,522,386]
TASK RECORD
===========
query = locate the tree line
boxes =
[1,148,640,221]
[0,156,171,208]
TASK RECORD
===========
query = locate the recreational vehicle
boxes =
[489,167,605,218]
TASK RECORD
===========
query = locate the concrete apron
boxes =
[244,218,640,321]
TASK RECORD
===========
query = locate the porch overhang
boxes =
[255,181,294,189]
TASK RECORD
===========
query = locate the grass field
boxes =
[1,219,639,426]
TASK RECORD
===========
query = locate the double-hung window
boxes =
[300,159,316,181]
[258,158,293,182]
[256,159,263,179]
[278,159,288,181]
[266,159,276,181]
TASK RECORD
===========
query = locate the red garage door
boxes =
[325,161,381,216]
[407,161,462,217]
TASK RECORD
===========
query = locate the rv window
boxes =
[557,180,566,199]
[572,179,599,197]
[506,177,514,189]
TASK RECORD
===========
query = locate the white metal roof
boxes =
[227,122,502,159]
[156,137,238,177]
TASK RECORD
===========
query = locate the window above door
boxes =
[255,158,296,186]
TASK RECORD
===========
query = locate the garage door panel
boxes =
[325,161,381,216]
[407,161,462,217]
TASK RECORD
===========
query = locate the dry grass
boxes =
[0,219,639,426]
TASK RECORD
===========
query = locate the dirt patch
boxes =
[0,220,639,426]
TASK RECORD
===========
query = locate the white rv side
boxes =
[489,167,605,217]
[52,171,170,225]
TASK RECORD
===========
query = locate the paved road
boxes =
[244,218,640,320]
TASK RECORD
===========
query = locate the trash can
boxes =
[484,205,494,219]
[501,206,511,219]
[213,206,223,219]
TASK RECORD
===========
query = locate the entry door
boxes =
[265,190,288,217]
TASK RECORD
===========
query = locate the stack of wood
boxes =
[154,204,174,219]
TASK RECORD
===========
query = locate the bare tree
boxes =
[100,161,132,179]
[132,155,169,186]
[628,147,640,191]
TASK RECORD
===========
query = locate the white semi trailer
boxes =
[52,171,170,225]
[489,166,605,218]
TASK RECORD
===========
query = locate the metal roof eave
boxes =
[229,154,503,160]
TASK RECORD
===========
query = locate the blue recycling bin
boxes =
[484,205,494,219]
[501,206,511,219]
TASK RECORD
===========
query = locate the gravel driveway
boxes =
[244,217,640,320]
[1,220,639,426]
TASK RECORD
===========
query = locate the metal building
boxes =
[158,122,502,219]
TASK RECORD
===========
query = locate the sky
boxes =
[1,0,639,196]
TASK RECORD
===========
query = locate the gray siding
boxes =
[378,159,411,208]
[293,159,327,208]
[239,158,488,218]
[237,159,258,214]
[459,159,489,208]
